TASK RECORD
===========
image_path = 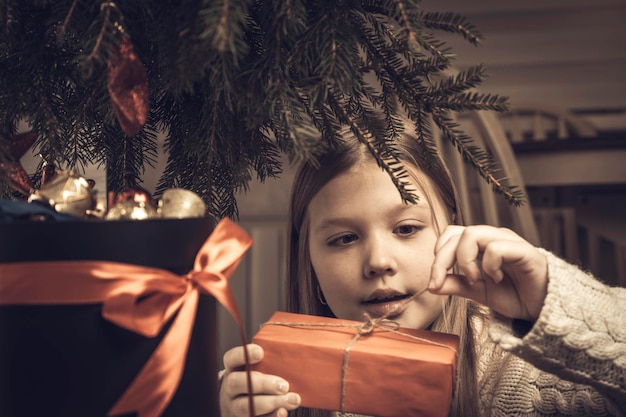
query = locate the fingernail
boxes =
[249,346,262,361]
[287,393,301,406]
[494,269,504,282]
[276,379,288,393]
[428,279,436,290]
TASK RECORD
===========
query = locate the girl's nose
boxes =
[363,240,397,279]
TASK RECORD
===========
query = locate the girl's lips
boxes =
[362,293,412,318]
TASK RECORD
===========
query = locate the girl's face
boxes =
[307,159,449,330]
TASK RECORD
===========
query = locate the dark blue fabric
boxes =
[0,199,82,222]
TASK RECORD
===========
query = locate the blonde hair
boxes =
[286,121,485,417]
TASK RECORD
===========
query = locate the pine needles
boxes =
[0,0,525,219]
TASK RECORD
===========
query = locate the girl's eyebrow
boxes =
[394,202,432,216]
[313,217,354,233]
[313,203,432,232]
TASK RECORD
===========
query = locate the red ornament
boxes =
[0,131,37,195]
[0,161,34,195]
[9,131,37,159]
[113,186,154,206]
[106,186,157,221]
[107,36,149,137]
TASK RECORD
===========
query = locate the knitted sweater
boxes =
[337,251,626,416]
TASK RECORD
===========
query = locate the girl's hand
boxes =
[428,225,548,321]
[219,344,301,417]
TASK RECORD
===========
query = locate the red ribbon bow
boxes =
[0,218,253,417]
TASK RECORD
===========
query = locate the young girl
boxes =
[219,121,626,417]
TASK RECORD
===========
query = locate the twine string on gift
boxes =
[339,313,393,414]
[263,286,457,414]
[0,218,256,417]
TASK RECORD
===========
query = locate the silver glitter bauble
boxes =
[157,188,206,219]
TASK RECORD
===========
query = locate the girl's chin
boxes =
[337,305,437,330]
[391,316,431,330]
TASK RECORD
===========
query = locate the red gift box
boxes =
[252,311,459,417]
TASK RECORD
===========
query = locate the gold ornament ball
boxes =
[105,200,158,221]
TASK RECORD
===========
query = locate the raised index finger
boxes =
[434,225,465,253]
[430,226,465,290]
[430,225,521,290]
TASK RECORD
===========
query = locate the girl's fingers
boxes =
[223,344,264,371]
[221,344,302,416]
[480,239,524,283]
[454,227,518,284]
[430,225,549,320]
[429,273,489,304]
[221,370,301,417]
[230,392,301,417]
[430,226,523,289]
[429,227,464,290]
[222,370,290,397]
[433,225,465,253]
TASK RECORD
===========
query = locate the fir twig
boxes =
[431,108,525,205]
[0,0,524,216]
[329,92,418,204]
[422,11,484,46]
[58,0,80,39]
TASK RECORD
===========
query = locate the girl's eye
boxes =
[328,233,358,247]
[394,224,422,236]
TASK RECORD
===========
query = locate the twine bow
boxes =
[0,218,255,417]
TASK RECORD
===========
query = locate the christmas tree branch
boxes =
[0,0,524,218]
[421,11,483,46]
[431,109,525,205]
[329,92,418,204]
[58,0,80,39]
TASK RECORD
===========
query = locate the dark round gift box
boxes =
[0,217,219,417]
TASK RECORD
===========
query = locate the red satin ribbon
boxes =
[0,218,254,417]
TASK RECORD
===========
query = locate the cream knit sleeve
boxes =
[489,249,626,413]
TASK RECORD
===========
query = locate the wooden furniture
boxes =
[437,110,541,246]
[500,104,626,187]
[498,104,626,287]
[500,104,598,143]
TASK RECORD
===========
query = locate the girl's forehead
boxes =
[304,159,450,233]
[310,160,436,213]
[344,160,436,202]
